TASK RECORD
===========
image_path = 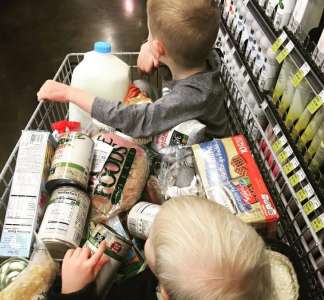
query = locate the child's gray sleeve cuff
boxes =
[91,97,114,123]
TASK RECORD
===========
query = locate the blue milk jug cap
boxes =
[94,41,112,53]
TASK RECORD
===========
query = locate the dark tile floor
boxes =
[0,0,147,170]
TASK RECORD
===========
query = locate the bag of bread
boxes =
[89,132,150,223]
[0,238,57,300]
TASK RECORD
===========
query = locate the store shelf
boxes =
[220,62,324,299]
[246,0,324,95]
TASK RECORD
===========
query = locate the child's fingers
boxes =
[80,246,91,260]
[64,249,75,260]
[72,247,82,258]
[94,256,109,277]
[87,241,106,266]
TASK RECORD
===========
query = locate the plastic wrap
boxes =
[157,146,204,201]
[0,240,57,300]
[89,132,150,223]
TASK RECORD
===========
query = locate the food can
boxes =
[46,132,94,192]
[85,223,132,296]
[127,202,161,240]
[38,186,90,259]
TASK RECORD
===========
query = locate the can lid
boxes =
[94,41,112,54]
[99,223,133,246]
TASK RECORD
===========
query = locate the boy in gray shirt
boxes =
[37,0,229,139]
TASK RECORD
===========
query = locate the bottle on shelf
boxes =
[265,0,278,20]
[292,105,324,141]
[309,141,324,175]
[240,28,254,55]
[297,108,324,151]
[248,45,259,69]
[222,0,233,22]
[284,80,314,130]
[272,57,295,104]
[227,3,236,29]
[258,40,280,92]
[288,0,324,43]
[277,64,297,117]
[273,0,297,31]
[253,51,265,80]
[313,28,324,70]
[234,15,245,41]
[307,11,324,56]
[258,0,268,9]
[305,125,324,162]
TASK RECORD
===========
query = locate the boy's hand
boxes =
[137,41,159,73]
[61,241,109,294]
[37,80,71,103]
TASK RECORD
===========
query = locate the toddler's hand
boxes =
[61,241,109,294]
[37,80,71,103]
[137,41,159,73]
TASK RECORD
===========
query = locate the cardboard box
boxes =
[0,130,55,257]
[193,135,279,236]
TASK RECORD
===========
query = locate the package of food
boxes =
[151,120,206,153]
[157,146,204,201]
[0,130,55,257]
[193,135,279,236]
[89,132,150,223]
[124,83,153,106]
[0,239,57,300]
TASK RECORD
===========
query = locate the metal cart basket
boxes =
[0,52,322,299]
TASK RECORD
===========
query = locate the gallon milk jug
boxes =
[69,41,130,129]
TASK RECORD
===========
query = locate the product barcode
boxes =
[30,133,44,144]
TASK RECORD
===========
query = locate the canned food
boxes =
[127,202,161,240]
[46,132,94,192]
[38,186,90,259]
[85,223,132,296]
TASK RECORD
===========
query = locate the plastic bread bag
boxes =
[151,120,206,153]
[89,131,150,223]
[0,236,57,300]
[157,146,204,201]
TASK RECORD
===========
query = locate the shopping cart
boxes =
[0,52,167,227]
[0,52,322,299]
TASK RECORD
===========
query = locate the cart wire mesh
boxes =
[0,52,167,230]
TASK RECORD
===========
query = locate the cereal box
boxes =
[192,135,279,236]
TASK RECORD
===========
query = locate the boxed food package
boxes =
[0,130,55,257]
[192,135,279,236]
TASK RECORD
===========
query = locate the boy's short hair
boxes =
[147,0,219,68]
[150,197,272,300]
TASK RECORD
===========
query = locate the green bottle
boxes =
[284,80,314,130]
[305,125,324,162]
[309,141,324,175]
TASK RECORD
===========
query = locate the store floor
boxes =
[0,0,147,170]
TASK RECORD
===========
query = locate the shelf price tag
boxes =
[273,124,281,136]
[292,62,311,87]
[277,146,293,164]
[303,197,321,216]
[276,40,294,64]
[272,135,287,153]
[296,184,315,203]
[311,213,324,233]
[271,31,288,52]
[306,90,324,114]
[283,157,299,175]
[288,169,306,187]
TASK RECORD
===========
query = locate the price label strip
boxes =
[292,62,311,87]
[272,135,288,153]
[311,213,324,233]
[307,90,324,115]
[288,169,306,187]
[303,197,321,216]
[277,146,293,164]
[283,157,299,175]
[276,41,294,64]
[261,100,268,110]
[271,31,288,52]
[296,184,315,203]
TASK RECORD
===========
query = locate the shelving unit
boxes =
[219,1,324,298]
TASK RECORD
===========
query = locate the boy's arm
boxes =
[91,87,204,138]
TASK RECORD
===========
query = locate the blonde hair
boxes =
[150,197,272,300]
[147,0,219,68]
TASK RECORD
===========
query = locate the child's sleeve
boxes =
[47,277,98,300]
[91,89,204,138]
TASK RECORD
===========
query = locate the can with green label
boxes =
[85,223,132,297]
